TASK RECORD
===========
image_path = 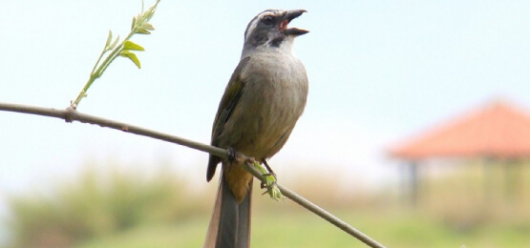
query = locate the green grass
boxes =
[76,221,206,248]
[74,210,530,248]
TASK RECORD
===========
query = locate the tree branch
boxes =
[0,101,386,248]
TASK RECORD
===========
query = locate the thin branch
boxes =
[0,101,386,248]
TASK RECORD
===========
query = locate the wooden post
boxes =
[482,157,494,206]
[409,161,418,206]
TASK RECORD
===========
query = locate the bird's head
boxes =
[242,9,308,55]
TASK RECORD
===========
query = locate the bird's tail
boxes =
[203,176,252,248]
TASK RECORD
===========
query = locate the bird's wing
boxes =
[207,56,251,181]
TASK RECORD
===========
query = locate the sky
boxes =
[1,0,530,239]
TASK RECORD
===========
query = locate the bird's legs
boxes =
[261,159,276,179]
[251,159,281,200]
[227,147,282,200]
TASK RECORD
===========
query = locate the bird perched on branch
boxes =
[203,9,309,248]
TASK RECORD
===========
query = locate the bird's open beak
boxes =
[281,9,309,36]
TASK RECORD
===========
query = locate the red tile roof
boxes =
[390,101,530,159]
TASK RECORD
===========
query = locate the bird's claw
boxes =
[260,177,281,200]
[250,160,282,201]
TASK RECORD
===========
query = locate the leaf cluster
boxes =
[71,0,161,109]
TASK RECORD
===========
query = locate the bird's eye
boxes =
[261,16,274,26]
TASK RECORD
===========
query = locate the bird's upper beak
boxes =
[281,9,309,36]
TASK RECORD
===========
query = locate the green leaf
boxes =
[123,40,145,51]
[119,50,141,69]
[141,23,155,31]
[107,35,120,51]
[105,30,113,49]
[135,28,151,35]
[131,17,137,30]
[145,9,155,21]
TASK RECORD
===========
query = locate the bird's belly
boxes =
[231,94,299,160]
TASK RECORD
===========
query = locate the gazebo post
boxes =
[407,161,418,206]
[482,157,494,205]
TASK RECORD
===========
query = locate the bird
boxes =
[203,9,309,248]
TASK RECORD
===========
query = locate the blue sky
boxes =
[1,1,530,232]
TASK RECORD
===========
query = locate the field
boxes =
[76,209,530,248]
[5,161,530,248]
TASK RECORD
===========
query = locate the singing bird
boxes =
[204,9,309,248]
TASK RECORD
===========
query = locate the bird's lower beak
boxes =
[281,9,309,36]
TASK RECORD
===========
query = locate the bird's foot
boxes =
[227,147,238,164]
[226,147,245,171]
[250,160,282,201]
[261,174,281,201]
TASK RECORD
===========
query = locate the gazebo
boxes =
[390,100,530,205]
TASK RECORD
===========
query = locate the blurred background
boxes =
[1,0,530,247]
